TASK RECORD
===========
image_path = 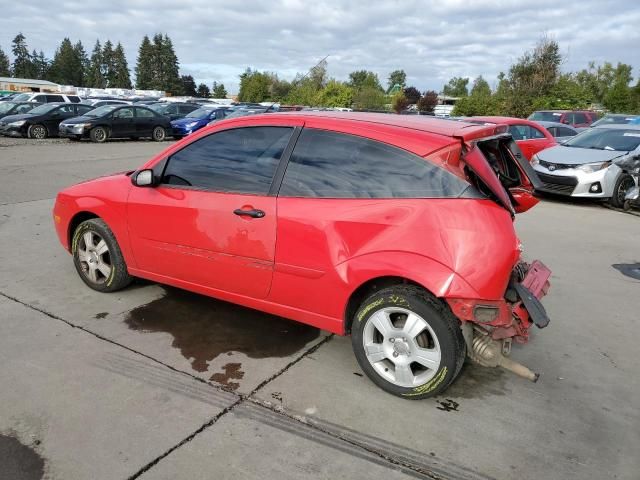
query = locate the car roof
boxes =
[466,115,543,126]
[593,124,640,130]
[534,121,576,129]
[259,111,503,141]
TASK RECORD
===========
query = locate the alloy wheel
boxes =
[76,231,112,284]
[362,307,442,388]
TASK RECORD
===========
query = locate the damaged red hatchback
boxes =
[53,112,551,399]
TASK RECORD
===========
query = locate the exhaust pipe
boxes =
[471,332,539,382]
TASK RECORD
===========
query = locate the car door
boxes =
[134,107,156,136]
[44,104,75,134]
[509,124,553,160]
[127,123,299,298]
[74,104,94,117]
[110,107,135,137]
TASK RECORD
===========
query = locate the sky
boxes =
[1,0,639,94]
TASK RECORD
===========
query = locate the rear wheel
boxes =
[351,285,465,399]
[27,124,47,139]
[610,173,635,208]
[72,219,133,292]
[152,126,166,142]
[90,126,108,143]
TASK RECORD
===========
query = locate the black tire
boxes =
[27,124,48,139]
[90,126,108,143]
[351,285,466,399]
[610,173,635,209]
[152,126,166,142]
[71,219,133,292]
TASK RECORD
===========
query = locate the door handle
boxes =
[233,208,265,218]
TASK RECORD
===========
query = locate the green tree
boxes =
[135,35,154,89]
[11,33,35,78]
[153,34,182,94]
[50,38,84,86]
[86,40,105,88]
[603,64,634,112]
[111,43,132,88]
[212,81,228,98]
[403,86,421,104]
[316,80,353,107]
[442,77,469,97]
[269,76,292,101]
[470,75,491,96]
[0,45,10,76]
[417,90,438,113]
[196,83,210,98]
[352,86,387,110]
[387,69,406,93]
[102,40,115,87]
[31,50,49,80]
[181,75,197,96]
[348,70,383,91]
[238,68,271,102]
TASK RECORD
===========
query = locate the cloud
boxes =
[1,0,639,93]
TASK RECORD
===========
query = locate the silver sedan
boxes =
[531,125,640,207]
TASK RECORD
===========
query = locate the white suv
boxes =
[11,93,82,104]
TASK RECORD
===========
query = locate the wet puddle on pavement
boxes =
[124,287,320,388]
[0,434,45,480]
[612,263,640,280]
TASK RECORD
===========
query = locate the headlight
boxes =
[577,161,612,173]
[185,122,198,128]
[530,154,540,166]
[8,120,26,127]
[73,123,92,130]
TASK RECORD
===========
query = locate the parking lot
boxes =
[0,136,638,480]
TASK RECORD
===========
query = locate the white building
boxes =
[0,77,61,95]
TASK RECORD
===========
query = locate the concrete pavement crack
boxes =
[1,291,457,479]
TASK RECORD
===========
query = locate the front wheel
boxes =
[27,124,48,139]
[351,286,466,399]
[72,219,133,292]
[610,173,635,209]
[152,126,166,142]
[90,126,108,143]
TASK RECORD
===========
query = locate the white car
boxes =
[531,125,640,207]
[11,92,82,104]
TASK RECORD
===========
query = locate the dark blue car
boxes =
[170,107,228,138]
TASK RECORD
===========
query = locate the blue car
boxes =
[170,107,228,138]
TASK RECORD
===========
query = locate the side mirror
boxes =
[132,169,155,187]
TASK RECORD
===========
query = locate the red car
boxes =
[53,112,551,399]
[467,116,557,161]
[528,110,599,128]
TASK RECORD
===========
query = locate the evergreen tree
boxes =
[50,38,84,86]
[196,83,210,98]
[0,45,10,76]
[180,75,197,96]
[31,50,49,80]
[158,34,181,94]
[86,40,105,88]
[11,33,35,78]
[102,40,115,87]
[111,43,132,88]
[212,81,228,98]
[387,69,407,92]
[74,41,89,86]
[135,35,153,89]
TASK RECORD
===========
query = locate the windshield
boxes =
[563,128,640,151]
[224,108,266,119]
[591,115,639,127]
[528,111,563,122]
[186,108,214,119]
[84,105,117,117]
[11,93,30,102]
[28,104,59,115]
[0,102,17,114]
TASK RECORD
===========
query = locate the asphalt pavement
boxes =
[0,136,638,479]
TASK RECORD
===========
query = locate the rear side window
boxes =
[180,105,198,114]
[46,95,64,102]
[67,96,81,103]
[279,129,469,198]
[33,95,47,102]
[135,107,155,118]
[161,126,293,194]
[508,124,545,140]
[574,113,587,124]
[557,127,577,137]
